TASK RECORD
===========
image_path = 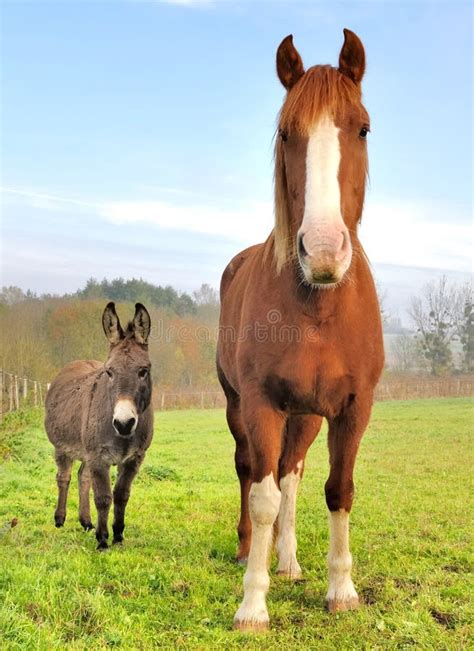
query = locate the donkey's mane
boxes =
[267,65,365,272]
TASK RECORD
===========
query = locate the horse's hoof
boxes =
[96,541,109,551]
[54,517,65,528]
[326,596,360,613]
[233,618,269,633]
[112,537,123,545]
[276,569,304,581]
[80,520,94,532]
[235,556,248,566]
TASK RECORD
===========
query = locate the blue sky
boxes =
[1,0,472,320]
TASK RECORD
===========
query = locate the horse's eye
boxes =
[279,129,288,142]
[359,126,369,139]
[138,368,148,379]
[105,368,113,379]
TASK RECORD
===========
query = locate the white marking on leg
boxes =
[276,460,303,578]
[326,509,359,610]
[234,473,281,629]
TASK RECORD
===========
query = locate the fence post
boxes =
[33,381,38,407]
[161,393,165,410]
[200,392,204,409]
[38,383,43,406]
[0,370,3,422]
[23,377,28,402]
[14,376,19,410]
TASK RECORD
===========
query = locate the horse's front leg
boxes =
[325,396,372,612]
[233,400,285,632]
[276,414,322,579]
[112,455,143,544]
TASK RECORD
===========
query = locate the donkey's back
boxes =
[45,359,103,454]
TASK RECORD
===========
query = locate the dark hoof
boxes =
[96,540,109,551]
[112,537,123,545]
[80,520,94,531]
[54,516,65,528]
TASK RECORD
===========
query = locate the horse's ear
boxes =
[102,302,124,345]
[276,35,305,90]
[338,28,365,84]
[132,303,151,345]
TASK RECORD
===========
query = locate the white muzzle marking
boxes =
[112,398,138,436]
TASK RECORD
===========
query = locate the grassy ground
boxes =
[0,399,472,649]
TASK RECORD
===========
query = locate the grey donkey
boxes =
[45,302,154,550]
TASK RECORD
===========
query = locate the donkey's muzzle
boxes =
[113,417,136,437]
[113,398,138,437]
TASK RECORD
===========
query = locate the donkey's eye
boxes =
[359,126,369,139]
[105,368,113,379]
[138,368,149,379]
[279,129,288,142]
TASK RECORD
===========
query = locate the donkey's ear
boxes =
[102,302,124,345]
[132,303,151,345]
[338,28,365,84]
[276,35,305,90]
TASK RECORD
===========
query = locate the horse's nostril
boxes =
[298,234,308,258]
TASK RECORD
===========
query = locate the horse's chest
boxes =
[263,343,354,417]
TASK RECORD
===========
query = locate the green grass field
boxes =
[0,399,472,649]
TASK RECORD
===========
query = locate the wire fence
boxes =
[1,369,473,420]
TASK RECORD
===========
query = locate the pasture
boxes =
[0,399,472,649]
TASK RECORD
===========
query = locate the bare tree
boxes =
[409,276,464,375]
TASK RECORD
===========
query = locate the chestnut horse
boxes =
[217,29,384,631]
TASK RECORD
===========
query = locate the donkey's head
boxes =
[274,29,369,287]
[102,302,152,438]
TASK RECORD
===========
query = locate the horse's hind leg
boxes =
[226,398,252,563]
[54,452,73,527]
[217,364,252,563]
[78,462,93,531]
[276,414,322,579]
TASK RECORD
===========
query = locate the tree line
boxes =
[0,276,472,390]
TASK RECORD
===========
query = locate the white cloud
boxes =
[99,198,272,243]
[361,197,473,273]
[2,185,472,274]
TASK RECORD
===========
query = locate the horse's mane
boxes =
[265,65,365,272]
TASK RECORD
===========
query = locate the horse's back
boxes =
[220,243,264,300]
[45,360,103,452]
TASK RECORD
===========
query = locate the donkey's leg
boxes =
[276,414,323,579]
[233,400,285,632]
[78,462,93,531]
[90,462,112,550]
[54,453,73,527]
[226,399,252,564]
[325,397,372,612]
[112,455,143,544]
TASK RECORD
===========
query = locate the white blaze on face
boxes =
[113,398,138,433]
[234,473,281,629]
[298,114,352,280]
[326,509,359,608]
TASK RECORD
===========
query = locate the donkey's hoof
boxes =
[112,536,123,545]
[54,516,65,528]
[96,540,109,551]
[326,596,360,613]
[80,519,94,531]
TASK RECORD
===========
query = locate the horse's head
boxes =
[274,29,369,287]
[102,302,152,438]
